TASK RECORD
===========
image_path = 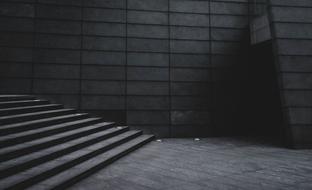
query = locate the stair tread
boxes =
[0,95,35,101]
[0,130,143,189]
[0,104,62,112]
[0,113,89,131]
[0,100,48,107]
[0,118,101,142]
[0,95,33,98]
[0,108,74,120]
[0,121,114,155]
[0,99,43,103]
[31,135,154,190]
[0,104,63,117]
[0,126,131,172]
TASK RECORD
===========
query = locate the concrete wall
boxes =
[269,0,312,147]
[0,0,249,137]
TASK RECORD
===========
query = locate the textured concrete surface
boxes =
[0,0,249,137]
[67,138,312,190]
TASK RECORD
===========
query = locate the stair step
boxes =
[0,131,145,190]
[0,100,49,109]
[0,122,117,162]
[0,95,154,190]
[0,95,35,102]
[30,135,154,190]
[0,113,90,136]
[0,109,76,125]
[0,127,134,179]
[0,104,63,116]
[0,118,103,148]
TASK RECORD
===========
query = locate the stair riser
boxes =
[5,131,144,190]
[0,130,140,180]
[0,105,64,117]
[50,136,154,190]
[0,119,105,148]
[0,123,118,162]
[0,101,50,109]
[0,114,90,136]
[0,110,76,125]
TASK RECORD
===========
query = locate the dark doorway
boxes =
[237,40,285,146]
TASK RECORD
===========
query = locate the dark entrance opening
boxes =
[237,40,285,146]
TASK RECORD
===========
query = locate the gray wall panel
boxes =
[0,47,33,62]
[0,33,33,48]
[171,54,210,67]
[33,79,80,94]
[127,82,169,95]
[127,111,170,125]
[36,4,81,20]
[81,96,125,110]
[170,13,210,27]
[82,51,125,66]
[83,8,125,22]
[211,2,248,15]
[83,22,126,37]
[0,17,34,32]
[211,15,248,28]
[128,24,168,39]
[38,0,82,6]
[33,64,80,79]
[127,96,170,110]
[0,0,249,138]
[0,63,32,78]
[170,26,210,40]
[36,20,81,35]
[83,0,126,8]
[128,53,169,67]
[284,91,312,107]
[127,38,168,52]
[128,0,168,11]
[81,81,125,95]
[170,0,209,14]
[269,0,312,147]
[35,34,81,49]
[83,37,125,51]
[34,49,80,64]
[279,56,312,72]
[127,67,169,81]
[0,3,34,17]
[81,66,125,80]
[128,11,168,25]
[0,79,32,94]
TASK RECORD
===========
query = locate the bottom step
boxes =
[30,135,153,190]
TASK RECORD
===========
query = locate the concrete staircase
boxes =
[0,95,154,190]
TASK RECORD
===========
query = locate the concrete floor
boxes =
[68,138,312,190]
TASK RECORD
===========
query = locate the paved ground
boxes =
[68,138,312,190]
